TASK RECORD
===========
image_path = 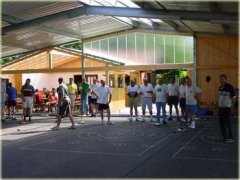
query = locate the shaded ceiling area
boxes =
[1,0,238,58]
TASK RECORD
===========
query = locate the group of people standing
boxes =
[127,74,236,142]
[0,73,236,143]
[127,76,202,129]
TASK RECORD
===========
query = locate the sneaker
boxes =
[128,117,133,122]
[141,117,145,122]
[151,118,155,122]
[177,117,181,122]
[225,139,234,143]
[51,126,59,131]
[190,122,196,129]
[168,117,172,121]
[107,121,114,125]
[163,121,167,125]
[29,118,32,122]
[178,128,186,132]
[135,117,140,121]
[154,122,161,126]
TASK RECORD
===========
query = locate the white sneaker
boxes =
[154,122,161,126]
[141,117,146,122]
[128,117,133,122]
[190,122,196,129]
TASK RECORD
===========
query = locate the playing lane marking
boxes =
[20,147,139,157]
[172,128,204,158]
[173,156,238,162]
[138,133,174,156]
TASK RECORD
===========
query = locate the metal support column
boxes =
[193,33,197,86]
[81,41,85,79]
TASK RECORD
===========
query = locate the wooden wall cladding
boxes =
[196,33,238,111]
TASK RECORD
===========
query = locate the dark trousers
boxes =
[219,108,233,139]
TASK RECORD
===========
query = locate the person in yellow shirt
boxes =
[66,78,78,114]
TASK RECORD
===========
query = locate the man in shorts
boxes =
[179,77,187,122]
[51,77,76,130]
[89,79,100,117]
[167,77,180,121]
[6,82,17,120]
[127,79,139,121]
[1,79,6,122]
[140,78,154,122]
[20,79,35,123]
[92,80,113,125]
[185,77,202,129]
[67,78,78,114]
[154,78,168,126]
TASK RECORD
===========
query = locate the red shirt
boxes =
[48,93,57,102]
[35,92,43,104]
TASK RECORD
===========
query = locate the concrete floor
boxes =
[1,115,238,178]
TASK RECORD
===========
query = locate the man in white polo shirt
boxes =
[140,78,154,122]
[185,77,202,129]
[92,80,113,125]
[154,78,168,126]
[127,79,139,121]
[167,77,180,121]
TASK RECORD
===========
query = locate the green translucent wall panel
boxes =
[100,39,108,56]
[118,35,126,60]
[185,36,194,63]
[84,42,91,52]
[165,36,174,63]
[127,34,135,61]
[155,34,164,64]
[92,41,100,53]
[145,33,155,64]
[175,36,185,63]
[84,33,193,64]
[109,37,117,57]
[136,33,145,64]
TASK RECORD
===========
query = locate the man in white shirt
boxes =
[167,77,180,121]
[185,77,202,129]
[89,79,101,117]
[154,78,168,126]
[140,78,154,122]
[127,79,139,121]
[92,80,113,125]
[179,77,187,121]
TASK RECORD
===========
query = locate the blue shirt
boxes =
[7,87,17,101]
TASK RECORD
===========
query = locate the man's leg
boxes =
[162,102,166,123]
[156,102,160,123]
[169,104,173,120]
[219,108,227,140]
[223,108,233,140]
[100,110,104,124]
[142,98,146,121]
[174,103,180,120]
[107,109,111,123]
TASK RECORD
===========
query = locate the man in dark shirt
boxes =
[20,79,35,123]
[51,77,76,130]
[6,82,17,120]
[218,74,235,143]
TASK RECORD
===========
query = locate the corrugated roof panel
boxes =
[2,2,83,22]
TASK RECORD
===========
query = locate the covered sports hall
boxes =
[1,0,239,179]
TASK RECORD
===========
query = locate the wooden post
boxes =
[48,50,53,69]
[105,63,109,85]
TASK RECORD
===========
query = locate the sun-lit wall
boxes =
[84,32,193,65]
